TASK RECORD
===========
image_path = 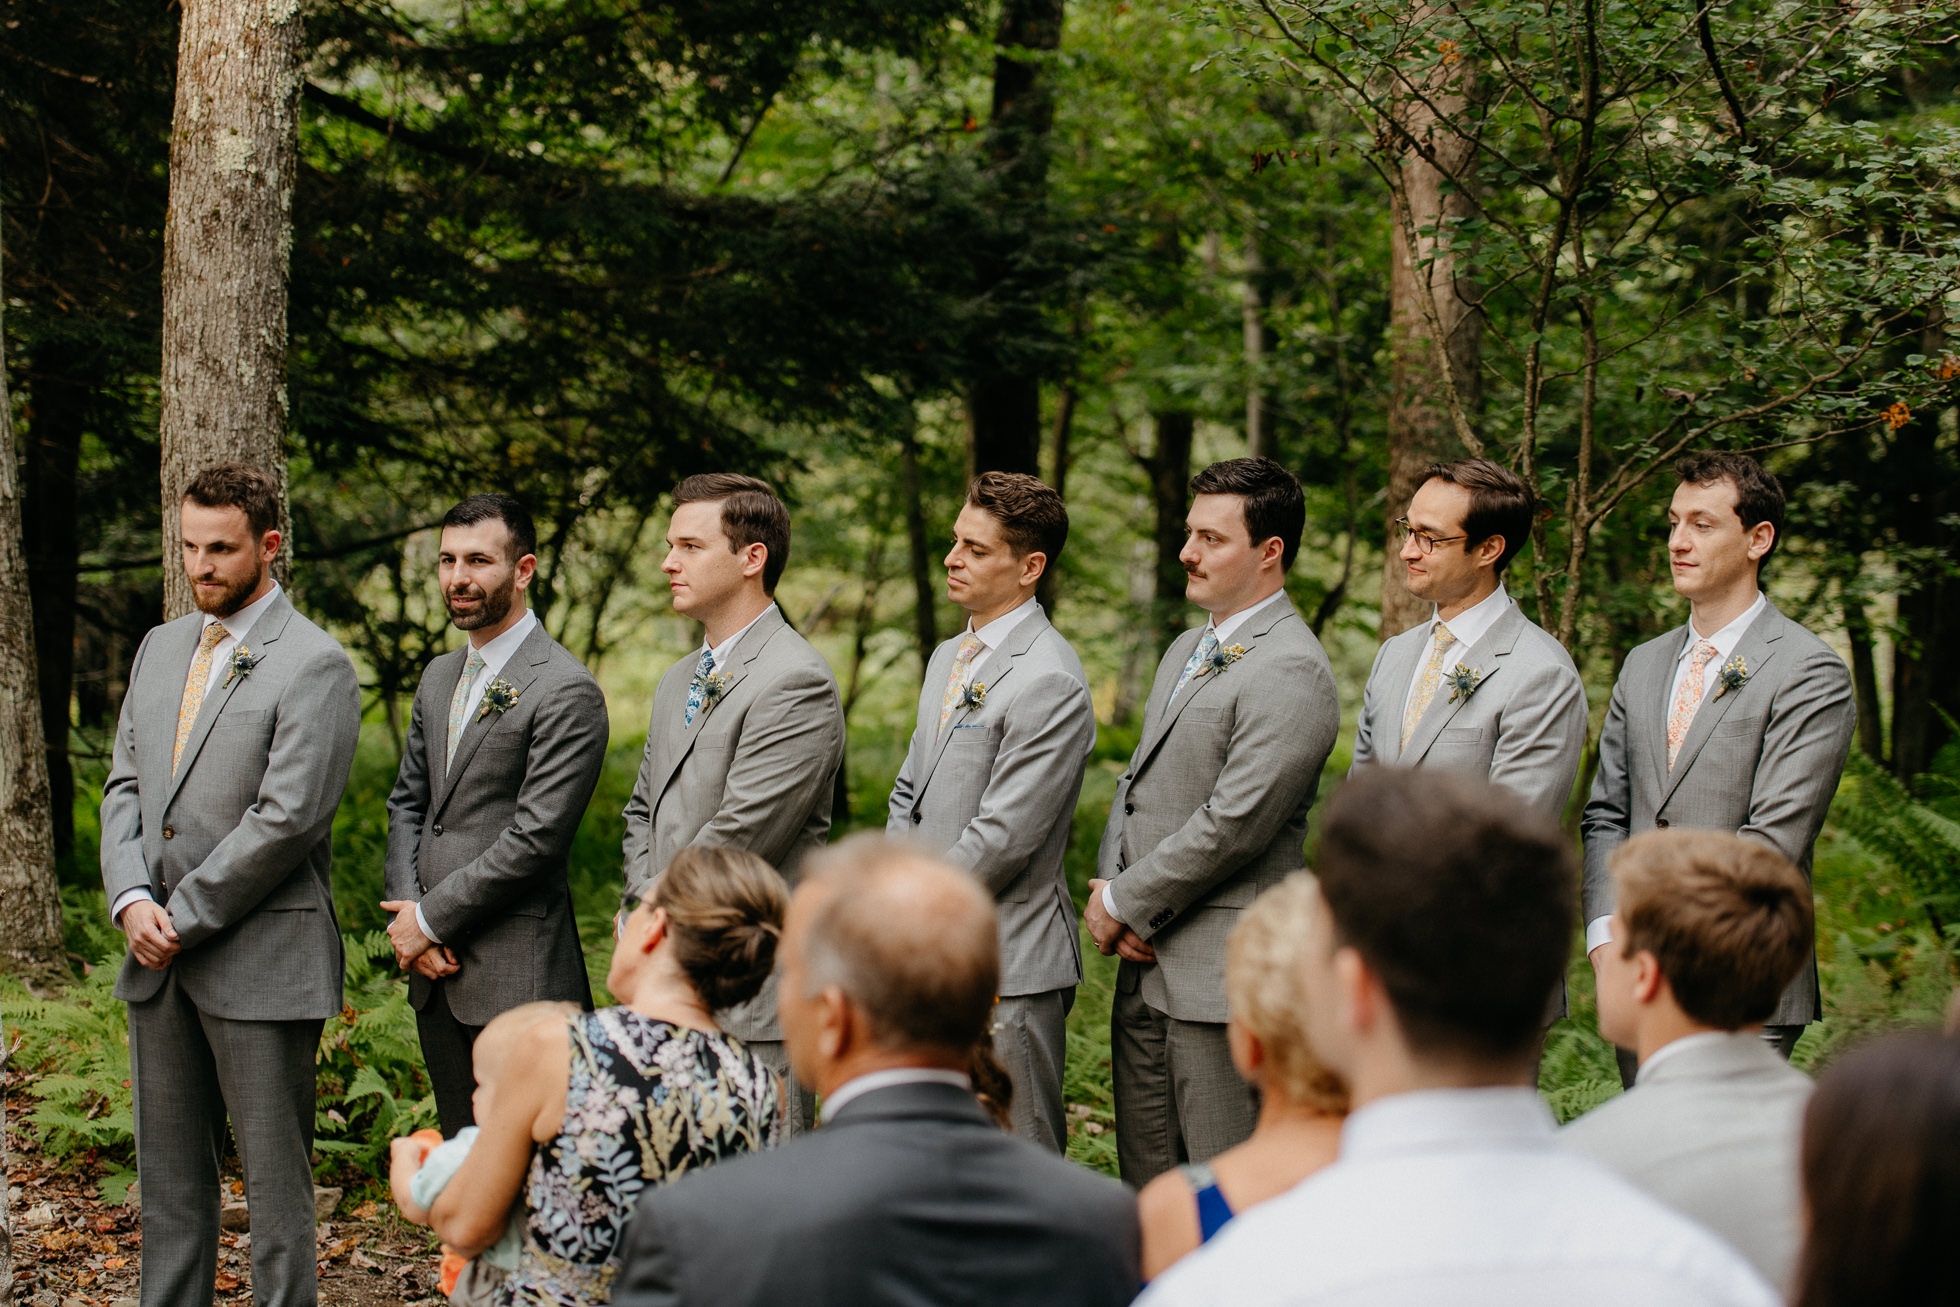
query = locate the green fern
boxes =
[1835,750,1960,932]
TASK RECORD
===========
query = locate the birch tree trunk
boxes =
[0,232,66,984]
[158,0,302,617]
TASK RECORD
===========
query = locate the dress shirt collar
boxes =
[1341,1086,1555,1161]
[1635,1029,1744,1080]
[819,1067,973,1125]
[202,582,282,645]
[1679,590,1766,664]
[1430,584,1510,651]
[965,596,1039,652]
[705,602,777,669]
[466,607,538,678]
[1208,589,1289,644]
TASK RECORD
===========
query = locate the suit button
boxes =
[1124,803,1135,815]
[910,811,922,825]
[432,824,444,836]
[1655,818,1669,828]
[162,826,174,840]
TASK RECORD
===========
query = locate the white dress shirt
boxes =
[701,603,777,673]
[1400,585,1512,726]
[110,584,284,925]
[1585,592,1767,952]
[818,1067,973,1125]
[1140,1087,1778,1307]
[1103,589,1286,927]
[962,595,1039,655]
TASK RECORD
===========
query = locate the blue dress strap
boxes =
[1177,1162,1237,1243]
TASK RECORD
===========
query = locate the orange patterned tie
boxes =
[173,622,229,775]
[1667,640,1720,769]
[938,633,986,732]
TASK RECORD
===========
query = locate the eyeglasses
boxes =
[1395,518,1467,556]
[620,887,646,916]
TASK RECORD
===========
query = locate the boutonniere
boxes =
[957,681,988,711]
[692,670,730,710]
[475,677,520,721]
[1713,654,1750,698]
[1197,644,1248,678]
[1445,664,1484,704]
[221,645,260,688]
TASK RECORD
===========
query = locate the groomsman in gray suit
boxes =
[1352,458,1587,818]
[1087,457,1340,1185]
[623,473,845,1129]
[887,471,1096,1151]
[1565,829,1817,1295]
[102,464,361,1307]
[382,494,610,1133]
[1583,452,1855,1075]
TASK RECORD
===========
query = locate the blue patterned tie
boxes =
[683,648,716,727]
[1171,629,1220,702]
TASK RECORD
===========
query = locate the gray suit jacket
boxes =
[1562,1033,1812,1295]
[385,622,609,1027]
[1098,593,1341,1023]
[886,606,1094,998]
[621,606,844,1038]
[100,594,361,1020]
[1351,600,1588,818]
[1582,602,1854,1024]
[611,1081,1141,1307]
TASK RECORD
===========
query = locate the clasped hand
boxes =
[381,899,460,979]
[1085,879,1156,964]
[121,900,181,970]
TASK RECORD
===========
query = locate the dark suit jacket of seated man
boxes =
[609,835,1140,1307]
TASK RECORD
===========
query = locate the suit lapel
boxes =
[1401,604,1522,765]
[1660,606,1786,808]
[1133,595,1296,777]
[646,607,788,803]
[143,618,204,781]
[915,607,1048,796]
[164,597,295,812]
[432,624,554,822]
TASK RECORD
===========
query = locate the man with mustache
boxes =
[1088,457,1340,1185]
[383,493,610,1132]
[102,463,361,1306]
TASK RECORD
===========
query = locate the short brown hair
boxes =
[1420,458,1535,574]
[184,463,280,538]
[797,835,999,1057]
[651,846,790,1012]
[1316,768,1573,1062]
[1227,875,1350,1114]
[1189,457,1306,570]
[966,471,1068,566]
[672,473,792,594]
[1612,830,1812,1029]
[1676,451,1784,562]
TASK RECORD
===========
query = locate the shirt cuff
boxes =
[416,903,442,946]
[111,887,155,925]
[1101,882,1128,926]
[1584,915,1615,954]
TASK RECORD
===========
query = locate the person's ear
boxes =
[639,906,668,957]
[1632,950,1666,1005]
[817,986,851,1062]
[1335,945,1374,1038]
[260,529,283,566]
[1261,536,1286,570]
[1746,521,1775,562]
[1226,1020,1263,1081]
[741,542,768,582]
[1020,550,1047,589]
[514,552,538,591]
[1475,533,1506,571]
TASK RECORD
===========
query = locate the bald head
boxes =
[788,835,1000,1060]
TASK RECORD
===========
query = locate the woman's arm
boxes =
[429,1018,571,1257]
[1136,1169,1202,1281]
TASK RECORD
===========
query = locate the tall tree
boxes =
[158,0,303,613]
[0,214,66,983]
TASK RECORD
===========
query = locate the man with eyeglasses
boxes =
[1352,459,1588,821]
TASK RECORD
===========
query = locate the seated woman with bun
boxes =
[1137,873,1351,1279]
[430,847,789,1306]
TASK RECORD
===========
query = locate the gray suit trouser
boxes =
[1112,973,1258,1186]
[746,1039,817,1135]
[995,989,1073,1153]
[416,981,484,1136]
[129,971,322,1307]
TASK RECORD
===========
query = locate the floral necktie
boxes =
[1401,622,1456,749]
[938,633,986,732]
[1667,640,1720,769]
[446,647,488,769]
[683,648,717,728]
[172,621,229,775]
[1172,630,1221,703]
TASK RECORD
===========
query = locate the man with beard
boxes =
[383,494,610,1132]
[102,463,361,1307]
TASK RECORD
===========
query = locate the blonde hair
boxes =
[1226,874,1349,1114]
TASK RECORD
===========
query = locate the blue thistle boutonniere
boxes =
[1445,663,1484,704]
[1713,654,1750,698]
[221,645,260,688]
[1198,643,1248,678]
[692,670,730,711]
[476,677,521,721]
[957,681,988,711]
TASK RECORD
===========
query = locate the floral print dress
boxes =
[498,1007,781,1306]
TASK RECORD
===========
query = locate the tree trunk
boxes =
[1243,230,1272,460]
[1379,19,1482,640]
[0,249,67,984]
[21,349,84,856]
[1147,411,1195,655]
[158,0,303,617]
[1888,308,1956,780]
[1843,589,1885,762]
[899,427,938,676]
[966,0,1065,478]
[1036,380,1076,614]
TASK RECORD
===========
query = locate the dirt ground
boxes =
[7,1083,442,1307]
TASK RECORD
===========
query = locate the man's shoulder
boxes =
[749,621,838,686]
[263,606,355,673]
[1506,612,1581,675]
